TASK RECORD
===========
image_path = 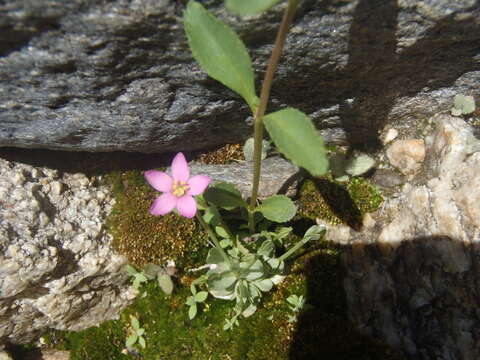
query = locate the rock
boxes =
[0,158,136,345]
[331,115,480,359]
[41,350,70,360]
[0,0,479,152]
[380,128,399,145]
[0,351,12,360]
[386,139,426,176]
[371,168,405,189]
[189,156,300,200]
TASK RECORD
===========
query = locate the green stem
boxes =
[278,235,310,262]
[249,0,301,216]
[196,213,231,265]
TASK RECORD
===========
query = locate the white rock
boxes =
[386,139,426,176]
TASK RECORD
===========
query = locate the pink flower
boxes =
[144,152,211,218]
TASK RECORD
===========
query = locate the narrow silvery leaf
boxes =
[256,195,296,223]
[225,0,282,16]
[264,108,329,176]
[184,1,257,110]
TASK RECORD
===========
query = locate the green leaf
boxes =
[136,328,145,337]
[204,182,247,210]
[138,336,146,349]
[220,238,232,248]
[206,247,226,266]
[131,316,140,330]
[189,303,198,320]
[208,272,237,291]
[125,265,138,276]
[225,0,282,16]
[135,273,148,282]
[453,94,476,115]
[158,274,174,295]
[257,240,274,258]
[142,263,162,279]
[303,225,326,241]
[264,108,329,176]
[184,1,257,110]
[186,296,195,306]
[254,278,273,292]
[215,226,229,239]
[194,291,208,302]
[126,334,138,347]
[256,195,296,223]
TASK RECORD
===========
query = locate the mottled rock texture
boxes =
[324,115,480,359]
[0,158,136,345]
[0,0,479,152]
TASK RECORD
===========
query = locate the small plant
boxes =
[451,94,476,116]
[125,265,148,290]
[125,315,146,349]
[143,262,176,296]
[144,0,330,329]
[286,294,307,323]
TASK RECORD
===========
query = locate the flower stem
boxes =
[196,212,231,265]
[278,234,310,262]
[249,0,301,216]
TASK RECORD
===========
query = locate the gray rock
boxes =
[0,0,479,152]
[0,158,136,345]
[326,115,480,359]
[189,156,300,200]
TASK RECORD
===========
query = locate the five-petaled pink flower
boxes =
[144,152,211,218]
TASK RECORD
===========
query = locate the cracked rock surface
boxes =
[0,158,136,345]
[0,0,479,152]
[323,115,480,359]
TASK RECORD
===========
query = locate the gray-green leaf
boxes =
[225,0,282,16]
[264,108,329,176]
[243,138,269,162]
[194,291,208,303]
[184,1,257,110]
[131,316,140,330]
[204,182,247,210]
[138,336,146,349]
[126,334,138,347]
[158,274,174,295]
[188,303,198,320]
[452,94,476,115]
[256,195,296,223]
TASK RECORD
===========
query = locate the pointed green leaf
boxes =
[215,226,229,239]
[204,182,247,210]
[194,291,208,302]
[225,0,283,16]
[264,108,329,176]
[158,274,174,295]
[256,195,296,223]
[126,334,138,347]
[184,1,257,109]
[186,296,195,306]
[131,316,140,330]
[189,303,198,320]
[138,336,146,348]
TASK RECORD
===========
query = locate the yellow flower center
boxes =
[172,180,189,197]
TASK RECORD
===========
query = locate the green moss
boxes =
[298,177,383,230]
[107,170,208,269]
[41,244,404,360]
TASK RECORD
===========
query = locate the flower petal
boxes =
[176,195,197,218]
[144,170,173,192]
[187,175,211,196]
[149,193,177,216]
[171,152,189,182]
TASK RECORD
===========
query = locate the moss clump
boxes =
[298,177,383,230]
[196,143,244,164]
[41,243,404,360]
[107,170,208,269]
